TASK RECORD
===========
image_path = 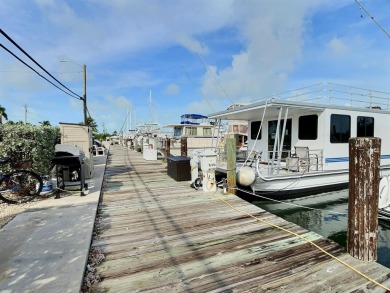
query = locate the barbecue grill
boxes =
[52,144,88,197]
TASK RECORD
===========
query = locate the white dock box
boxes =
[59,123,94,179]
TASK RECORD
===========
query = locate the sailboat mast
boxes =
[149,90,152,123]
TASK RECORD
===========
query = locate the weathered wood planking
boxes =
[90,146,390,292]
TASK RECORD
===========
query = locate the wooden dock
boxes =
[89,146,390,292]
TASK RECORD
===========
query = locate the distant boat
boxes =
[163,114,224,156]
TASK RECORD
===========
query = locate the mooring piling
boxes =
[348,137,381,261]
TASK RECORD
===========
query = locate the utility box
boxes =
[167,156,191,181]
[199,149,217,172]
[59,123,94,179]
[198,149,217,192]
[143,138,158,161]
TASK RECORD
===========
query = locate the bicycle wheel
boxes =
[0,170,43,204]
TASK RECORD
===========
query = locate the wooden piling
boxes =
[226,137,237,195]
[347,137,381,261]
[181,137,187,157]
[166,138,171,158]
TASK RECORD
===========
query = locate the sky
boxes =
[1,0,389,134]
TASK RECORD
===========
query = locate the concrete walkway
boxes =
[0,155,107,293]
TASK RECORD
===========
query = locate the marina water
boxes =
[249,189,390,269]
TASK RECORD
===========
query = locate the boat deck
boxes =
[89,145,390,292]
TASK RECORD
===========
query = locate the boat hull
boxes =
[250,167,390,198]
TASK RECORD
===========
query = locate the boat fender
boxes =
[379,176,389,209]
[237,166,256,187]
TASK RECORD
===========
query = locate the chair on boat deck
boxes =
[287,146,318,172]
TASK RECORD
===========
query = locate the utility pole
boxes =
[60,60,87,125]
[24,104,27,123]
[83,64,87,126]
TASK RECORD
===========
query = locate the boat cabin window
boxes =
[298,115,318,140]
[174,127,182,137]
[330,114,350,143]
[250,121,262,140]
[203,128,212,136]
[357,116,374,137]
[186,127,197,136]
[268,119,292,151]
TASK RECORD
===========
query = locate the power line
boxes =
[195,51,236,106]
[0,28,83,99]
[181,63,215,112]
[354,0,390,39]
[0,43,82,100]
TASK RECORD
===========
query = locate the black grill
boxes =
[52,144,87,196]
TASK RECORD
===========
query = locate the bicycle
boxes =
[0,157,43,204]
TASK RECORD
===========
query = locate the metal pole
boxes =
[83,64,87,126]
[24,104,27,123]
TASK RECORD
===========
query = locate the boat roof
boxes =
[208,99,390,121]
[163,123,216,128]
[209,83,390,121]
[181,114,208,119]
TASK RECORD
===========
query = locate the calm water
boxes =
[248,189,390,269]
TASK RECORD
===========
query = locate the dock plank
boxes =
[90,146,390,292]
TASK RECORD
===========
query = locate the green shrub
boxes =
[0,124,60,175]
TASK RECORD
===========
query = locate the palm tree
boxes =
[0,105,8,124]
[81,116,98,132]
[39,120,51,126]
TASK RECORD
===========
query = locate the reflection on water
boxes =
[250,189,390,269]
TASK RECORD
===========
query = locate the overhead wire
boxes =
[195,51,236,106]
[0,28,83,99]
[0,43,82,100]
[354,0,390,39]
[181,63,215,112]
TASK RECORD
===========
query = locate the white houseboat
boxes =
[208,83,390,196]
[163,114,225,156]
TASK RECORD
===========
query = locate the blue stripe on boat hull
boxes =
[325,154,390,163]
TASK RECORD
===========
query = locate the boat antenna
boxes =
[354,0,390,39]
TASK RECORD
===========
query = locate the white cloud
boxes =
[164,84,180,95]
[176,34,209,55]
[1,0,389,131]
[199,0,323,102]
[104,95,132,109]
[328,37,349,57]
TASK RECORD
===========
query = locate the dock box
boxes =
[167,156,191,181]
[59,123,94,179]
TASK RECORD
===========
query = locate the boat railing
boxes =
[266,150,291,175]
[216,148,324,175]
[249,82,390,110]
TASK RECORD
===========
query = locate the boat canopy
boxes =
[208,100,325,121]
[180,114,209,125]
